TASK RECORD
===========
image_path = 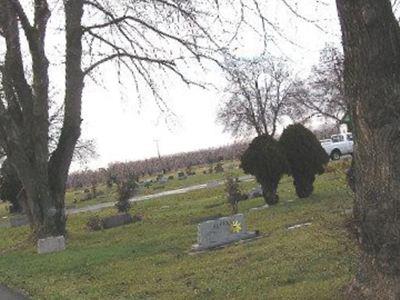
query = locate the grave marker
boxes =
[192,214,258,251]
[10,215,29,227]
[37,236,66,254]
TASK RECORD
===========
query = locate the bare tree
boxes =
[217,54,305,137]
[312,122,339,140]
[301,45,348,123]
[336,0,400,298]
[0,0,229,238]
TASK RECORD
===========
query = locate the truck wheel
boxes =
[331,150,341,160]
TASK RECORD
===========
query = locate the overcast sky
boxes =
[71,1,341,171]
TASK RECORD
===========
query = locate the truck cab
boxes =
[321,133,353,160]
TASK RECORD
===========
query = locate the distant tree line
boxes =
[67,142,248,189]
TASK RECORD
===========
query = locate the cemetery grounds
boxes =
[0,160,358,299]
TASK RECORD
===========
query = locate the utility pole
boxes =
[154,139,161,160]
[154,139,165,174]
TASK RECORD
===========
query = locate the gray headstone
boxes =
[206,181,219,189]
[249,204,269,211]
[158,177,168,184]
[248,186,263,199]
[10,215,29,227]
[192,214,258,251]
[102,213,133,229]
[37,236,65,254]
[287,222,312,230]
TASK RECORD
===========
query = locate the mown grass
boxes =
[0,166,357,299]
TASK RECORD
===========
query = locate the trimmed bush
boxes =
[279,124,329,198]
[240,135,288,205]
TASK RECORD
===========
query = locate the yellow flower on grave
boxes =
[231,220,242,233]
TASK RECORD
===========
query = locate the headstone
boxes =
[344,208,353,215]
[178,172,187,180]
[158,177,168,184]
[37,236,65,254]
[102,213,133,229]
[287,222,312,230]
[249,204,269,211]
[247,186,263,199]
[192,214,258,251]
[206,180,219,189]
[10,215,29,227]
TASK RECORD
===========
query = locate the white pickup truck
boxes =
[320,133,353,160]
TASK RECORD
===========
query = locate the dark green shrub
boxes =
[86,215,103,231]
[279,124,329,198]
[240,135,288,205]
[0,159,23,213]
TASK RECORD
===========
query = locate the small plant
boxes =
[241,135,288,205]
[185,166,194,176]
[86,215,103,231]
[225,175,245,214]
[115,174,137,213]
[90,182,97,198]
[105,172,117,188]
[214,162,224,173]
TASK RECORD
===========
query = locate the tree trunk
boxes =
[0,0,84,239]
[336,0,400,298]
[293,175,314,199]
[22,175,66,238]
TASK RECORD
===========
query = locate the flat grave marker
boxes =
[37,236,66,254]
[102,213,133,229]
[10,215,29,227]
[206,181,220,189]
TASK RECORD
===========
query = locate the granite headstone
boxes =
[192,214,258,251]
[37,236,66,254]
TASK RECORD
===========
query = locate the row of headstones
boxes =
[38,213,259,254]
[2,213,258,254]
[36,212,316,254]
[1,213,141,254]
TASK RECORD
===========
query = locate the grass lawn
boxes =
[0,168,358,299]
